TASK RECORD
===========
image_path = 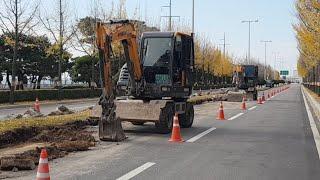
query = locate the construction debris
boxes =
[48,105,74,116]
[0,119,97,171]
[22,108,44,118]
[226,90,246,102]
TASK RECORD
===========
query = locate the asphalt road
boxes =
[9,84,320,180]
[0,99,98,120]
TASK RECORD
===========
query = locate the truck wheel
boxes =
[131,122,145,126]
[179,103,194,128]
[156,103,174,134]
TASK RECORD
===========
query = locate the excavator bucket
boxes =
[98,98,126,142]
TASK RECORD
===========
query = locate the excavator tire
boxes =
[179,103,194,128]
[155,103,174,134]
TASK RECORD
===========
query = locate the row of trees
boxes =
[0,0,278,96]
[295,0,320,82]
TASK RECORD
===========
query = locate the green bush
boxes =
[0,89,102,103]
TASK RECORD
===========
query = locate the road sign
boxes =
[280,70,289,75]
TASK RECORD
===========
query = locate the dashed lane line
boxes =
[302,88,320,160]
[248,106,257,111]
[228,113,244,121]
[116,162,156,180]
[186,127,217,143]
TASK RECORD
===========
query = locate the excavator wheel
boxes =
[179,103,194,128]
[155,103,174,134]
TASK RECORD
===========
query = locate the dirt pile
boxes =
[48,105,75,116]
[0,119,98,171]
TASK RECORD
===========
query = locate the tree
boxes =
[39,0,75,98]
[71,55,99,87]
[294,0,320,80]
[0,0,39,103]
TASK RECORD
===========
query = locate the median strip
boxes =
[228,113,244,121]
[117,162,156,180]
[186,127,217,143]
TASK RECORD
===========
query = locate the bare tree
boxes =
[38,0,76,99]
[0,0,39,104]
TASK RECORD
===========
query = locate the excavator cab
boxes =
[140,32,194,99]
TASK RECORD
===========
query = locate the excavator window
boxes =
[142,37,172,67]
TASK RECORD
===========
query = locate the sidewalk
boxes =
[0,98,99,110]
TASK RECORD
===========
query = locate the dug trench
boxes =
[0,119,98,172]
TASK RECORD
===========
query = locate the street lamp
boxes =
[261,40,272,80]
[241,19,258,64]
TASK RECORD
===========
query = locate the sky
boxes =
[15,0,300,75]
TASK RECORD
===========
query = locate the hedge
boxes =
[0,88,102,103]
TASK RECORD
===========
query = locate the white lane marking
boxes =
[302,88,320,160]
[228,113,244,121]
[117,162,156,180]
[186,127,217,143]
[248,106,257,111]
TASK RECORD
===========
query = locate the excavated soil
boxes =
[0,119,98,172]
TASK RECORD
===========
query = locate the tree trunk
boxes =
[6,72,11,89]
[37,76,43,89]
[31,76,36,89]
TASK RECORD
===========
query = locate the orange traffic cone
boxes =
[257,97,263,104]
[36,148,50,180]
[267,92,270,99]
[169,113,183,142]
[217,101,225,120]
[34,98,40,112]
[241,97,246,110]
[262,92,266,102]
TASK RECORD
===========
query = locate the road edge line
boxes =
[228,113,244,121]
[186,127,217,143]
[301,87,320,160]
[116,162,156,180]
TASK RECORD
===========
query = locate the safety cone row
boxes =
[241,97,246,110]
[169,113,183,142]
[34,97,40,112]
[217,101,225,120]
[36,148,50,180]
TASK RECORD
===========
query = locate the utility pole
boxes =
[241,19,258,64]
[161,0,180,31]
[192,0,194,34]
[58,0,63,100]
[261,40,272,80]
[273,52,279,80]
[219,33,230,84]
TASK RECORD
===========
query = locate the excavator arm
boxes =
[96,20,143,141]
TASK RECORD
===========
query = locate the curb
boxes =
[0,98,99,110]
[302,86,320,124]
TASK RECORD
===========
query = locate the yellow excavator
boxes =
[96,20,195,141]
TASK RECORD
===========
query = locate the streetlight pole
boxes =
[261,40,272,80]
[241,19,258,64]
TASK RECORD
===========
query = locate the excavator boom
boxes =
[96,20,143,141]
